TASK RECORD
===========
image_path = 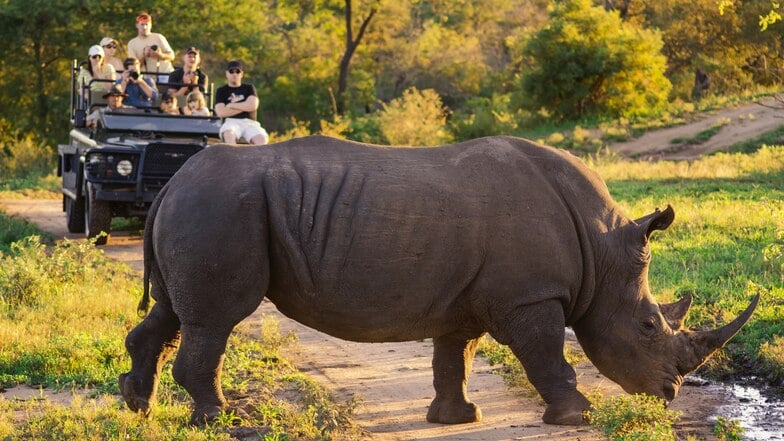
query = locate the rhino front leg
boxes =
[119,302,181,416]
[499,301,590,425]
[427,333,484,424]
[172,324,234,425]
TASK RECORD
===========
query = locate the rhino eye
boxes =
[641,318,658,335]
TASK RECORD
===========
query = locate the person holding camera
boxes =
[167,47,208,97]
[127,12,174,83]
[116,57,159,108]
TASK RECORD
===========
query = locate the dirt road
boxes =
[1,197,737,440]
[609,98,784,160]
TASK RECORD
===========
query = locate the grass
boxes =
[586,393,681,440]
[589,146,784,382]
[0,224,362,440]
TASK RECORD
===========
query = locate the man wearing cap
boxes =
[86,85,130,127]
[116,57,159,108]
[167,47,208,97]
[127,12,175,83]
[100,37,124,71]
[214,61,269,145]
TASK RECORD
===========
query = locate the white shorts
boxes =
[220,118,269,144]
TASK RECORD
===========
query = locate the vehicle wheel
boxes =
[85,182,112,245]
[65,195,86,233]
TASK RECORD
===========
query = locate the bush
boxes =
[586,393,681,440]
[520,0,671,120]
[376,87,453,146]
[0,120,55,190]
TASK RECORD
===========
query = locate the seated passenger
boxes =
[167,47,208,96]
[183,91,210,116]
[86,85,130,127]
[115,57,158,108]
[160,93,180,115]
[77,45,116,100]
[100,37,124,72]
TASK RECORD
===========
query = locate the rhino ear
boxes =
[634,205,675,241]
[660,294,692,331]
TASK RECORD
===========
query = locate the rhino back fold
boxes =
[151,136,622,342]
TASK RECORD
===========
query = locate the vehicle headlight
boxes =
[116,160,133,176]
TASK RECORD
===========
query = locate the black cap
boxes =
[185,46,199,55]
[226,60,243,71]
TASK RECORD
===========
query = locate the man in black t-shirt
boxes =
[214,60,268,145]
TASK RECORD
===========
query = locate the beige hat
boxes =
[100,37,117,47]
[88,45,105,57]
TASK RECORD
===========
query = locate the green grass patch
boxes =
[0,234,361,439]
[586,393,681,440]
[590,146,784,381]
[670,123,725,146]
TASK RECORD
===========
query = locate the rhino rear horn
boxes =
[686,294,760,370]
[660,294,692,331]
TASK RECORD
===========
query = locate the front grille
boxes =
[142,143,204,178]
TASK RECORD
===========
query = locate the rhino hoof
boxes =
[189,405,227,426]
[118,373,151,415]
[427,398,482,424]
[542,402,588,426]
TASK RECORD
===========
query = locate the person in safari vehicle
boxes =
[115,57,159,108]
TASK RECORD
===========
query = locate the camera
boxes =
[129,71,139,80]
[150,45,158,51]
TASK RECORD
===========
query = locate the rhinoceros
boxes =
[119,135,758,426]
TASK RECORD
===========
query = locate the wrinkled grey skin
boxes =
[119,135,758,426]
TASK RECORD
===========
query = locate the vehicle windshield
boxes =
[100,111,221,136]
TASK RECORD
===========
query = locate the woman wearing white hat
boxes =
[77,45,117,100]
[100,37,124,72]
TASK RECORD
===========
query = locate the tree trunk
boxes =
[337,0,376,115]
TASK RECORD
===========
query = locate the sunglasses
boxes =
[103,44,117,49]
[228,69,242,74]
[90,55,103,59]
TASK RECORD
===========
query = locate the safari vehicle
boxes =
[58,60,222,245]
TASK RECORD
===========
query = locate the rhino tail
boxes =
[138,185,169,317]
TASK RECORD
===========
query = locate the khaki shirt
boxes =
[127,33,174,75]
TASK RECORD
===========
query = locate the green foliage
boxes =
[0,235,139,390]
[0,121,56,191]
[376,87,452,146]
[713,416,745,441]
[520,0,671,120]
[0,212,44,254]
[586,393,681,440]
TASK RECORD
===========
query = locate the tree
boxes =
[337,0,377,114]
[520,0,671,120]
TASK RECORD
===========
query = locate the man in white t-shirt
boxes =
[127,12,175,84]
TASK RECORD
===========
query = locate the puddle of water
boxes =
[712,378,784,440]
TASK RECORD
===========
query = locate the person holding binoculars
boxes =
[168,47,208,97]
[116,57,159,108]
[127,12,174,83]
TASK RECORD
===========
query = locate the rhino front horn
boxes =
[686,294,760,370]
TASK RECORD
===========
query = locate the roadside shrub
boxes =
[520,0,671,120]
[759,335,784,381]
[376,87,452,146]
[586,393,681,440]
[450,95,520,140]
[0,120,55,190]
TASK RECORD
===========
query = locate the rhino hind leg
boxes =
[172,324,234,425]
[119,302,181,416]
[427,333,484,424]
[500,301,590,426]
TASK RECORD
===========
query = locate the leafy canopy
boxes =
[521,0,671,120]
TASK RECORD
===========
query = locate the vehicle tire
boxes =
[85,182,112,245]
[65,195,86,233]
